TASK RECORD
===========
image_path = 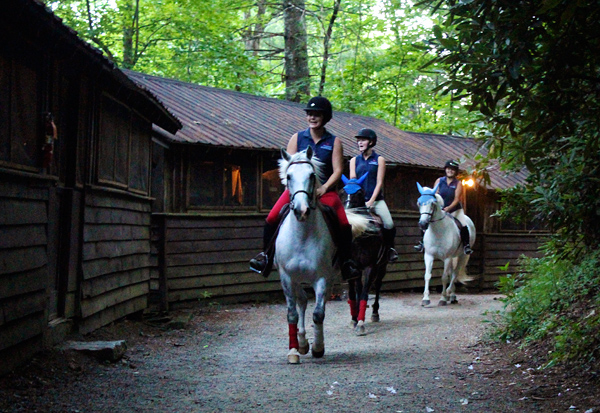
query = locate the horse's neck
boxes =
[430,206,451,231]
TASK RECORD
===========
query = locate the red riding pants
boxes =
[266,189,350,228]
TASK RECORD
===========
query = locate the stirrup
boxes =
[413,241,424,252]
[464,245,473,255]
[388,248,398,262]
[249,252,268,274]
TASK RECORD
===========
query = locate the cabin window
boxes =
[98,95,150,194]
[261,155,283,210]
[0,48,41,169]
[188,149,257,208]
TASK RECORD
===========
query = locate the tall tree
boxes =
[283,0,310,101]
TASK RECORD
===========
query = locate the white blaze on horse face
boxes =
[287,163,314,222]
[418,199,436,230]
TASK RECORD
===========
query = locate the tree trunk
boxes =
[283,0,310,102]
[318,0,341,96]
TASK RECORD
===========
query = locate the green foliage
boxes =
[495,251,600,366]
[47,0,478,134]
[421,0,600,257]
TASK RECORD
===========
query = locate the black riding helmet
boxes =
[303,96,333,124]
[355,128,377,147]
[444,160,460,171]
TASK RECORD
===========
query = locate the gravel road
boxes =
[2,291,596,412]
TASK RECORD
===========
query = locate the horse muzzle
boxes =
[293,204,310,221]
[419,220,429,231]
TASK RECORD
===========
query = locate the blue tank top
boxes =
[438,176,462,210]
[354,151,383,201]
[296,128,336,185]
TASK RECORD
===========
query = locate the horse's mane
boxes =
[278,150,326,186]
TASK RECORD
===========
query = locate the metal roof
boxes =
[125,70,526,190]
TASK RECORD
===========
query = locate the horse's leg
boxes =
[438,258,452,306]
[347,280,358,328]
[281,274,301,364]
[356,266,374,336]
[449,255,468,304]
[422,253,434,306]
[311,277,327,358]
[295,285,310,354]
[371,265,386,322]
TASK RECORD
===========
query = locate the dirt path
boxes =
[1,292,598,412]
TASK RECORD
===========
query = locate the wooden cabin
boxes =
[126,71,543,310]
[0,0,180,375]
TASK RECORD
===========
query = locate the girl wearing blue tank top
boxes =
[414,160,473,255]
[249,97,360,281]
[349,128,398,262]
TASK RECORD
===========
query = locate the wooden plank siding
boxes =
[0,174,52,375]
[154,212,543,306]
[79,188,153,334]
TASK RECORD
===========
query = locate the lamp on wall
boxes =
[461,177,475,213]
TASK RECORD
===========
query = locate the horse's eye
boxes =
[286,174,291,181]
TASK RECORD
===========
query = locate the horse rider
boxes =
[249,96,361,281]
[349,128,398,262]
[414,159,473,255]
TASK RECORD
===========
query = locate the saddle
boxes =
[264,202,341,260]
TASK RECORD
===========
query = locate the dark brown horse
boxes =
[341,174,388,335]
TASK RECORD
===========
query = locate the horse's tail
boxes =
[454,256,474,283]
[346,209,378,238]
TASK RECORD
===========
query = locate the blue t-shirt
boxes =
[354,151,383,201]
[296,128,336,185]
[439,176,462,210]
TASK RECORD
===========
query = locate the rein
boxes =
[420,202,446,223]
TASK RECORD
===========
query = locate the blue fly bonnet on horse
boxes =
[416,182,440,206]
[341,172,369,194]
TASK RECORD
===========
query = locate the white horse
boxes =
[274,147,338,364]
[416,182,476,307]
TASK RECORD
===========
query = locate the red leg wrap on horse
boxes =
[288,323,299,349]
[358,300,368,322]
[348,300,358,318]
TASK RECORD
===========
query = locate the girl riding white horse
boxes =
[417,182,476,306]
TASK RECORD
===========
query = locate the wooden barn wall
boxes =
[156,213,543,306]
[155,213,281,307]
[79,187,153,334]
[0,173,52,376]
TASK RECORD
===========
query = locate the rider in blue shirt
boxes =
[349,128,398,262]
[414,160,473,255]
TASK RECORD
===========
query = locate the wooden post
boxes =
[157,215,169,312]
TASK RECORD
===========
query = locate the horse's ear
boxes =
[417,182,424,194]
[432,182,439,194]
[281,148,291,162]
[341,174,349,185]
[306,145,313,159]
[357,172,369,185]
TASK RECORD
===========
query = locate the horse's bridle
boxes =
[419,196,445,223]
[287,160,317,210]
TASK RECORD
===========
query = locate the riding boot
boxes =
[339,225,361,281]
[249,221,278,277]
[382,227,398,262]
[414,231,424,252]
[460,226,473,255]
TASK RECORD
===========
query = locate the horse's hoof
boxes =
[349,320,358,329]
[311,347,325,358]
[438,300,448,306]
[298,343,309,355]
[355,321,367,336]
[450,296,458,304]
[421,300,430,306]
[371,314,380,322]
[287,348,301,364]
